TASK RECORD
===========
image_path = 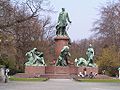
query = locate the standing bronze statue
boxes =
[75,44,97,67]
[56,8,72,36]
[86,44,94,66]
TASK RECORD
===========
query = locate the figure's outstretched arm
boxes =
[92,48,95,56]
[66,13,71,23]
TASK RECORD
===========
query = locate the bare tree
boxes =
[0,0,55,71]
[93,1,120,48]
[91,1,120,75]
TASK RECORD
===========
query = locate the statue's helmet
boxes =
[33,48,37,51]
[62,8,65,11]
[63,46,69,50]
[61,46,69,52]
[89,44,92,47]
[75,58,78,62]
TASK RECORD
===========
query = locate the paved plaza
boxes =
[0,79,120,90]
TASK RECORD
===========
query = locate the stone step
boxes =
[14,73,75,79]
[40,74,72,79]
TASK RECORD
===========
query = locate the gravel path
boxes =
[0,79,120,90]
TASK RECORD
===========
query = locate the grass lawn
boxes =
[75,79,120,82]
[9,76,48,81]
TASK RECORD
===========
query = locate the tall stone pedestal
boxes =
[54,36,69,58]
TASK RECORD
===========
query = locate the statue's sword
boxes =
[66,23,71,31]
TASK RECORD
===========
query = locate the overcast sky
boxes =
[50,0,115,41]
